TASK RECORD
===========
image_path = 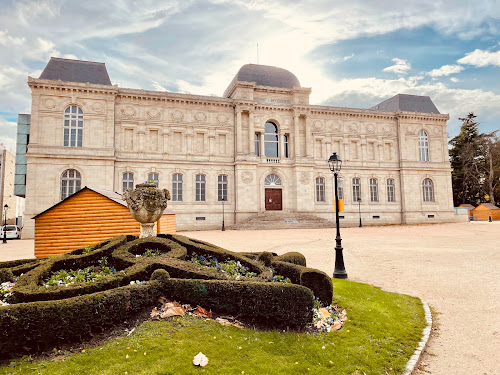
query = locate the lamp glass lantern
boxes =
[328,152,342,173]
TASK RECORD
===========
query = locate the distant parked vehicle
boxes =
[0,225,21,239]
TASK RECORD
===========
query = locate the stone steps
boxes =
[232,212,336,230]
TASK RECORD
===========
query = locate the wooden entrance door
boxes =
[265,189,282,211]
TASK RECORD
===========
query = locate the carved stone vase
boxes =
[123,183,171,238]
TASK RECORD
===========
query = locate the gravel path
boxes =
[182,222,500,375]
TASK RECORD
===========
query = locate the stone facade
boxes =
[21,59,455,238]
[0,145,22,224]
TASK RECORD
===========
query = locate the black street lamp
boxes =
[221,197,226,231]
[328,153,347,279]
[2,204,8,244]
[358,197,362,227]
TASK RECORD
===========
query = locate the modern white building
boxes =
[20,57,455,238]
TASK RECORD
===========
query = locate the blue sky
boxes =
[0,0,499,152]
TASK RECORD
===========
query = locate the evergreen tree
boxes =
[483,133,500,205]
[449,113,484,205]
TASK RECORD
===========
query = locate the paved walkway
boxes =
[182,222,499,375]
[1,222,498,374]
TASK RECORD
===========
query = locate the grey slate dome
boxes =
[234,64,301,89]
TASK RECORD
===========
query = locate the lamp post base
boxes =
[333,269,348,279]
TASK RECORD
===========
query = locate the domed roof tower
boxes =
[224,64,307,99]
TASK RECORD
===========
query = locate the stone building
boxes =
[1,144,23,225]
[20,57,455,238]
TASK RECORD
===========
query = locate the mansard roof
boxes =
[233,64,301,89]
[39,57,112,85]
[370,94,440,114]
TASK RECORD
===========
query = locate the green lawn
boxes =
[1,280,425,375]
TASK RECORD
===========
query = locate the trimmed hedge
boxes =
[160,277,314,328]
[0,233,334,359]
[274,252,307,266]
[0,279,165,358]
[0,258,42,282]
[166,234,270,278]
[112,236,187,267]
[271,261,333,306]
[0,272,315,359]
[0,269,14,283]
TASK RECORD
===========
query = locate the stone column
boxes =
[294,115,300,158]
[260,131,265,158]
[236,110,242,154]
[305,115,311,157]
[249,112,254,155]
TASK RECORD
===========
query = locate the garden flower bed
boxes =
[0,234,333,358]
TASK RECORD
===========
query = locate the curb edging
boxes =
[403,299,432,375]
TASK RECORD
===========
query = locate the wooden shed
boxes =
[458,204,475,220]
[471,203,500,221]
[33,187,176,258]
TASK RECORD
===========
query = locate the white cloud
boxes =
[450,77,460,83]
[151,81,168,91]
[428,64,464,77]
[458,49,500,67]
[383,58,411,75]
[0,117,17,153]
[343,53,355,61]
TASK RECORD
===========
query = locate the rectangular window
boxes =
[148,173,159,188]
[370,178,379,202]
[172,174,183,201]
[254,133,260,156]
[196,133,205,153]
[173,132,182,153]
[351,141,358,159]
[122,172,134,192]
[316,177,325,202]
[196,174,206,202]
[218,175,228,201]
[284,135,289,158]
[124,129,134,150]
[315,139,322,159]
[219,134,226,154]
[352,178,361,202]
[387,179,396,202]
[384,143,392,161]
[368,142,375,160]
[150,130,158,152]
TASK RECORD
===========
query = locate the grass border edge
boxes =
[403,299,433,375]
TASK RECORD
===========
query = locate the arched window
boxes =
[418,130,430,162]
[264,174,281,186]
[422,178,435,202]
[218,175,228,201]
[370,178,379,202]
[172,174,183,201]
[195,174,206,202]
[387,178,396,202]
[123,172,134,191]
[148,172,159,188]
[61,169,81,200]
[316,177,325,202]
[264,122,279,158]
[64,105,83,147]
[352,178,361,202]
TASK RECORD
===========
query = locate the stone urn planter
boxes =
[123,183,171,238]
